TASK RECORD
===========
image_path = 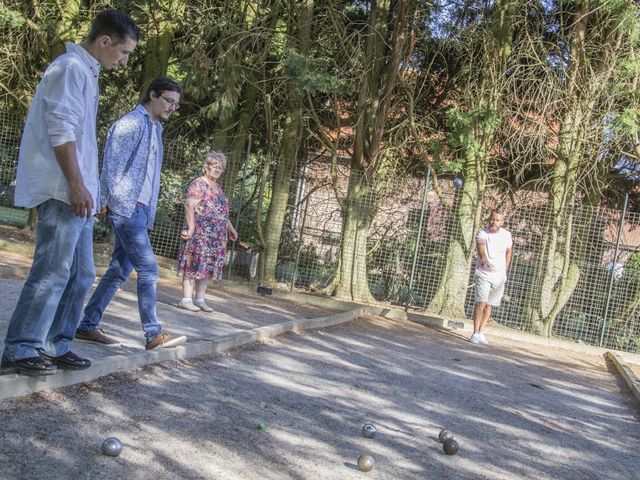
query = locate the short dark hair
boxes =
[141,77,182,104]
[87,9,139,43]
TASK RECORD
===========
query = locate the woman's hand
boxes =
[180,228,194,240]
[228,223,238,241]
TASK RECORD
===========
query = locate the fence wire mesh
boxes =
[0,110,27,227]
[1,109,640,353]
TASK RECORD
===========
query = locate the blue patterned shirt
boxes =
[100,104,164,229]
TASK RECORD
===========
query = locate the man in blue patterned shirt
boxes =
[75,77,187,350]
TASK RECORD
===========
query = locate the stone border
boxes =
[607,351,640,406]
[0,308,370,402]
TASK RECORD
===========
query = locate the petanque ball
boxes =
[443,438,459,455]
[438,429,453,443]
[257,422,266,431]
[357,453,374,472]
[362,423,377,439]
[453,177,464,188]
[101,437,122,457]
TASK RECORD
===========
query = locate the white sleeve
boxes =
[476,230,487,245]
[41,61,85,147]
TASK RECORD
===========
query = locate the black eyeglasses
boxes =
[159,94,180,110]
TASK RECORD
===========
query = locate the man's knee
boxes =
[475,301,490,311]
[137,260,158,282]
[79,265,96,288]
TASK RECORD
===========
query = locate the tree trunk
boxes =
[327,0,415,301]
[51,0,82,59]
[427,157,483,316]
[215,1,282,204]
[426,0,515,317]
[332,170,376,302]
[524,5,590,336]
[141,1,182,86]
[260,0,313,284]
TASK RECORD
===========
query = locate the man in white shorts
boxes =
[470,210,512,345]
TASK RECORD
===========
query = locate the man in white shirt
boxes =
[470,210,513,345]
[1,10,139,375]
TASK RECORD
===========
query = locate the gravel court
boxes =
[1,315,639,479]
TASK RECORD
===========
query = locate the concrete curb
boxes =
[222,283,640,359]
[607,351,640,406]
[0,308,369,402]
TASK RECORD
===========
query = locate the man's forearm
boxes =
[477,242,488,266]
[53,142,84,190]
[53,141,93,216]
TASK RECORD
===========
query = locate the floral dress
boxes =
[177,177,229,280]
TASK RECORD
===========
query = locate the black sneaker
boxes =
[39,351,91,370]
[1,355,57,376]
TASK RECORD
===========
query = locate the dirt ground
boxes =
[1,224,640,479]
[1,314,639,480]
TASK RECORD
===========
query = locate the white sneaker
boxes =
[469,333,482,344]
[177,299,200,312]
[478,332,489,345]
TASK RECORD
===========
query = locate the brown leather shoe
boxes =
[145,331,187,350]
[75,328,121,347]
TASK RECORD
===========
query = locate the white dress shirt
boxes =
[14,42,101,213]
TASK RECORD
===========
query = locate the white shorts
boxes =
[474,275,506,307]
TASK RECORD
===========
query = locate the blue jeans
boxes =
[3,199,95,360]
[78,203,161,342]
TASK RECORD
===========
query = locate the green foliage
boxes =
[0,4,25,28]
[158,170,185,214]
[271,18,288,58]
[614,326,640,354]
[624,251,640,281]
[617,58,640,79]
[611,109,640,136]
[592,0,639,40]
[445,106,500,155]
[283,50,344,95]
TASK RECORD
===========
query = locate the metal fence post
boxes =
[406,165,431,310]
[599,193,628,347]
[227,135,252,279]
[291,195,310,292]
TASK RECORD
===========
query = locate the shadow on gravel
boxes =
[1,315,639,479]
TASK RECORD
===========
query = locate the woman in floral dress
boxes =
[176,151,238,312]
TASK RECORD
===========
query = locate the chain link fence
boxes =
[0,110,28,227]
[2,110,640,353]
